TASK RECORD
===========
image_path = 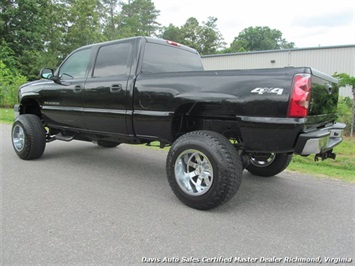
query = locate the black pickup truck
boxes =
[12,36,346,210]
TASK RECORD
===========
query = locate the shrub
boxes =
[0,60,27,107]
[337,97,353,136]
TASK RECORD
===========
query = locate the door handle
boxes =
[110,84,122,93]
[74,85,83,93]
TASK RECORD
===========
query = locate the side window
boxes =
[93,43,131,78]
[59,48,91,79]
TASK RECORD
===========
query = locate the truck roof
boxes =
[74,36,199,55]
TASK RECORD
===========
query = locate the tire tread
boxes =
[12,114,46,160]
[246,153,293,177]
[167,130,243,210]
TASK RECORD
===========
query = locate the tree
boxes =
[333,73,355,137]
[41,0,70,67]
[180,17,201,51]
[102,0,161,40]
[161,24,185,43]
[0,41,27,106]
[0,0,163,80]
[227,26,295,53]
[0,0,53,79]
[102,0,120,40]
[64,0,105,53]
[0,40,18,70]
[198,17,225,55]
[118,0,160,37]
[0,60,27,107]
[161,17,225,55]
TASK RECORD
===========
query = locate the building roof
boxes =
[202,44,355,58]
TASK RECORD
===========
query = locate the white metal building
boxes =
[201,45,355,98]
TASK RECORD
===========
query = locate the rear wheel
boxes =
[246,153,292,177]
[166,130,243,210]
[11,114,46,160]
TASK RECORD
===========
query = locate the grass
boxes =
[142,138,355,183]
[288,137,355,183]
[0,108,15,124]
[1,108,354,182]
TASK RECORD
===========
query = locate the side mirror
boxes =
[40,68,54,79]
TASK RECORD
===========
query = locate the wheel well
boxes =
[171,103,243,141]
[171,103,197,139]
[20,99,42,118]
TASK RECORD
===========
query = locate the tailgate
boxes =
[307,68,339,125]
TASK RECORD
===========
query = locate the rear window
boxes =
[142,43,204,73]
[93,42,131,77]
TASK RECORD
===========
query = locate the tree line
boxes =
[0,0,296,81]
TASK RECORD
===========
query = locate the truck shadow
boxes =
[41,141,324,213]
[217,171,324,213]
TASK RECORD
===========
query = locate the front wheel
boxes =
[11,114,46,160]
[166,131,243,210]
[246,153,293,177]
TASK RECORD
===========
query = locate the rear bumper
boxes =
[294,123,346,155]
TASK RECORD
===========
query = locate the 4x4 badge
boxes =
[251,87,284,95]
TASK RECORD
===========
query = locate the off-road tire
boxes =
[166,130,243,210]
[11,114,46,160]
[246,153,293,177]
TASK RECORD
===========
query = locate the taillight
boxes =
[166,40,181,47]
[288,74,312,118]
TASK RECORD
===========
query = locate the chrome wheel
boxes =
[174,149,214,196]
[250,153,276,167]
[167,131,243,209]
[12,125,25,152]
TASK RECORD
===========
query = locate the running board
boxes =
[55,132,76,141]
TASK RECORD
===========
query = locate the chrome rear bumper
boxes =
[294,123,346,155]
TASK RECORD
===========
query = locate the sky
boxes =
[152,0,355,49]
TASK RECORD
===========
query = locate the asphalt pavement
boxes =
[1,123,354,265]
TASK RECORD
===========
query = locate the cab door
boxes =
[42,48,91,129]
[83,41,133,134]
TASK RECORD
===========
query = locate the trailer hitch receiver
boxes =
[314,149,336,162]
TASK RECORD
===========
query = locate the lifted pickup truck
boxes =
[12,36,346,210]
